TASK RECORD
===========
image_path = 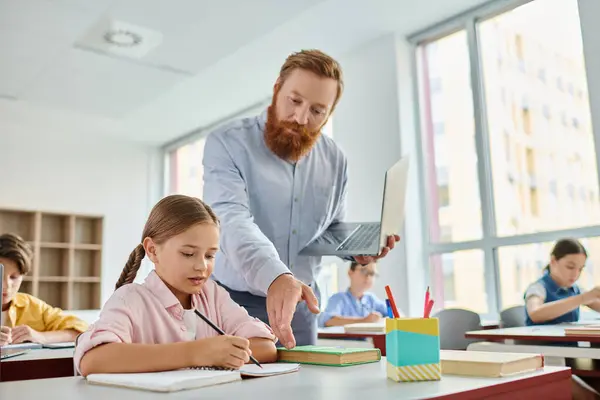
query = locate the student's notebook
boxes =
[440,350,544,378]
[277,345,381,366]
[1,342,43,350]
[42,341,75,349]
[85,364,301,392]
[343,321,386,333]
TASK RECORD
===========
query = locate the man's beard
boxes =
[264,100,322,162]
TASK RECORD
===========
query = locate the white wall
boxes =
[1,118,161,305]
[334,34,424,316]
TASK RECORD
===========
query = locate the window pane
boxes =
[479,0,600,236]
[498,237,600,309]
[166,138,206,198]
[418,31,483,243]
[430,249,487,313]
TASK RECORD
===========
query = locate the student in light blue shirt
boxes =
[319,261,395,327]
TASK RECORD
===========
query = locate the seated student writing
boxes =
[318,261,394,327]
[525,238,600,326]
[75,195,277,377]
[0,233,88,346]
[524,238,600,400]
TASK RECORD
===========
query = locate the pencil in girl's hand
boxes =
[194,309,262,369]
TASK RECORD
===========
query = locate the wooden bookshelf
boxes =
[0,208,103,310]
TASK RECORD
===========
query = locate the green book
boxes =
[276,345,381,367]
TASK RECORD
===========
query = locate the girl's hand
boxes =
[582,287,600,305]
[189,335,251,369]
[11,325,45,344]
[0,326,11,346]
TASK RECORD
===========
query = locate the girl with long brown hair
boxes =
[74,195,277,376]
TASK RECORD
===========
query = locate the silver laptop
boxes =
[299,156,410,257]
[1,348,28,360]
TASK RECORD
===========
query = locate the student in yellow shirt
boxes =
[0,233,88,346]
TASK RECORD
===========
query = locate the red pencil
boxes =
[384,285,400,318]
[423,286,430,318]
[425,299,435,318]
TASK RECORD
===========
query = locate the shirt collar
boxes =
[257,108,268,132]
[542,271,575,295]
[143,270,198,311]
[12,294,27,308]
[346,288,368,304]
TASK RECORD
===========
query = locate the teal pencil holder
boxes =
[386,317,441,382]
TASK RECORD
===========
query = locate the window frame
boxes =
[161,99,271,196]
[161,98,335,197]
[407,0,600,318]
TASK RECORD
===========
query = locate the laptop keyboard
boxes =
[337,223,380,251]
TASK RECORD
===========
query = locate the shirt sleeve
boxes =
[318,294,345,328]
[202,131,290,295]
[525,282,547,302]
[331,157,348,225]
[372,296,389,317]
[214,283,276,341]
[73,289,137,374]
[40,301,89,333]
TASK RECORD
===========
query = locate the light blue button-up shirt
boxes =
[318,290,388,327]
[202,110,348,296]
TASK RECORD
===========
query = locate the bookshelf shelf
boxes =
[0,208,103,310]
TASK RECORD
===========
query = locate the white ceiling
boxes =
[0,0,490,145]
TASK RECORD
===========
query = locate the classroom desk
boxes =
[1,348,74,382]
[318,321,500,357]
[318,327,386,355]
[0,359,571,400]
[480,320,500,330]
[465,325,600,344]
[465,325,600,378]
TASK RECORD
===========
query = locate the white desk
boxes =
[3,348,74,362]
[0,358,570,400]
[1,348,75,381]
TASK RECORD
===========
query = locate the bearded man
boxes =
[202,49,400,348]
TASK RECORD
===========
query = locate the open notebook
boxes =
[1,341,75,350]
[86,363,301,392]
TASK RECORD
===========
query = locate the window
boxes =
[417,30,483,245]
[537,68,546,82]
[317,258,340,310]
[542,104,551,119]
[522,108,532,134]
[165,138,207,198]
[164,102,333,196]
[413,0,600,315]
[438,185,450,207]
[498,237,600,308]
[430,250,487,313]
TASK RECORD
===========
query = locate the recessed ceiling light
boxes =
[75,18,162,59]
[103,30,143,47]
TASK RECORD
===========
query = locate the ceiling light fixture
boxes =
[103,30,143,47]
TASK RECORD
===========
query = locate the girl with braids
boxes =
[74,195,277,377]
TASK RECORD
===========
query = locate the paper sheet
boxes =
[240,363,300,377]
